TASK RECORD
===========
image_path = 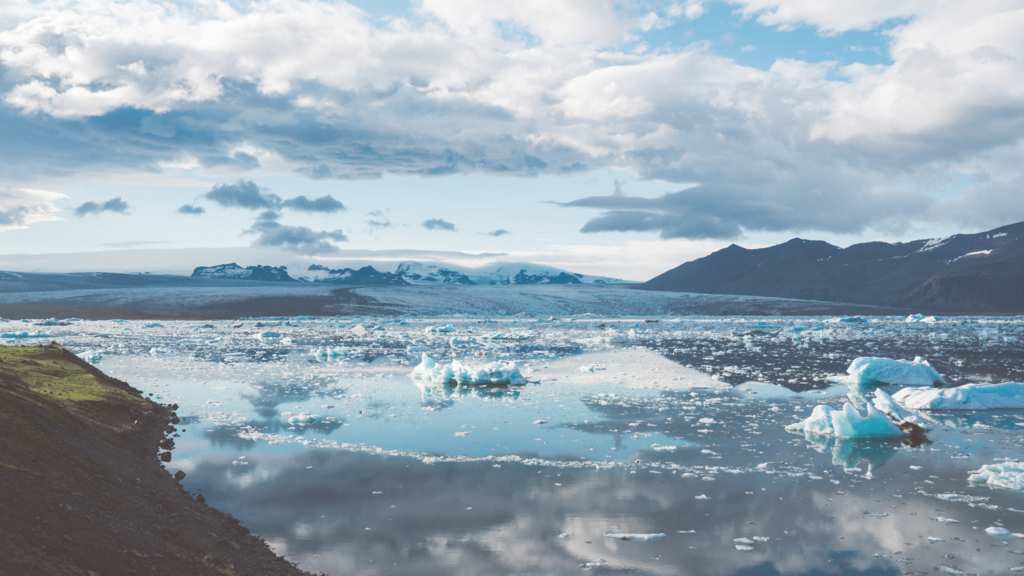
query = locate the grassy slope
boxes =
[0,343,313,576]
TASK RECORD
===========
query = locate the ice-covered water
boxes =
[8,313,1024,575]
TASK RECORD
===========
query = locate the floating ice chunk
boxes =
[893,382,1024,410]
[871,388,931,430]
[927,537,945,543]
[76,350,102,364]
[847,356,946,386]
[653,445,678,451]
[786,403,905,438]
[149,347,168,356]
[735,545,754,551]
[985,526,1013,538]
[695,494,709,500]
[407,345,431,352]
[449,336,475,346]
[425,324,455,333]
[579,365,606,373]
[785,405,837,436]
[968,461,1024,491]
[410,353,525,386]
[733,538,754,544]
[256,331,281,340]
[906,314,938,323]
[604,533,667,541]
[831,403,905,438]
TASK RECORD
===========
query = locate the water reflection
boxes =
[184,449,1021,576]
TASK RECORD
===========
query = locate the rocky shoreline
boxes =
[0,343,320,576]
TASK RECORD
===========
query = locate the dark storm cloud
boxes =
[280,195,346,213]
[422,218,456,231]
[177,204,206,215]
[74,197,129,216]
[244,220,348,255]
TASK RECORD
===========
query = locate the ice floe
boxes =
[968,461,1024,491]
[893,382,1024,410]
[785,401,906,438]
[410,353,526,386]
[846,356,946,387]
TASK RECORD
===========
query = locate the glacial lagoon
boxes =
[11,314,1024,575]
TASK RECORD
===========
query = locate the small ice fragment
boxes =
[580,561,604,569]
[604,533,667,541]
[910,465,922,470]
[534,419,548,425]
[735,545,754,551]
[935,517,959,524]
[287,412,319,425]
[986,526,1013,538]
[454,431,471,437]
[928,537,945,543]
[559,533,570,539]
[935,565,963,575]
[677,530,696,534]
[695,494,709,500]
[752,536,769,542]
[733,538,754,544]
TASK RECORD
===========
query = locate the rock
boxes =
[159,452,171,462]
[158,438,175,450]
[170,417,180,425]
[196,494,206,504]
[173,470,186,481]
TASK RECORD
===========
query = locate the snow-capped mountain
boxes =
[289,261,628,286]
[191,263,296,282]
[298,264,407,285]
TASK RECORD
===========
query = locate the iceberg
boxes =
[892,382,1024,410]
[786,402,905,439]
[410,353,525,386]
[968,461,1024,491]
[425,324,455,333]
[847,356,946,387]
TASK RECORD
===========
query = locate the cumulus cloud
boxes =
[205,181,281,211]
[487,229,511,237]
[74,197,129,216]
[422,218,456,231]
[177,204,205,215]
[244,220,349,255]
[281,195,346,213]
[1,1,1024,235]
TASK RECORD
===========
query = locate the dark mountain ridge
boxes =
[639,221,1024,313]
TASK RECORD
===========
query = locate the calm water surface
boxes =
[15,315,1024,575]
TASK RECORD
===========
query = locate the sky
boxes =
[1,0,1023,280]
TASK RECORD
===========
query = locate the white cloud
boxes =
[0,188,67,231]
[0,0,1023,238]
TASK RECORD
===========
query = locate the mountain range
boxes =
[191,261,627,286]
[640,221,1024,313]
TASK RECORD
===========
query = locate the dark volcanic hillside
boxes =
[639,221,1024,313]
